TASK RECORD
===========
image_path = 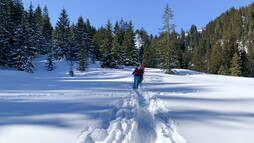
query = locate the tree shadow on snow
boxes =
[142,81,254,128]
[0,98,115,128]
[169,109,254,128]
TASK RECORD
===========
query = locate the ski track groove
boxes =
[76,77,187,143]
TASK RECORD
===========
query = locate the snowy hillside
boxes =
[0,55,254,143]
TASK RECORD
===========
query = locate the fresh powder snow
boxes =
[0,55,254,143]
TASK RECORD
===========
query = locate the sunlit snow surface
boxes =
[0,55,254,143]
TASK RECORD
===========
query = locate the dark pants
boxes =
[139,74,143,83]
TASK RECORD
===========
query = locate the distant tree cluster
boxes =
[1,1,254,77]
[0,0,95,74]
[141,3,254,77]
[52,8,95,75]
[93,19,142,68]
[0,0,53,73]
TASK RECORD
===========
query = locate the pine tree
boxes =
[111,21,124,69]
[122,20,136,66]
[27,3,46,55]
[189,25,199,53]
[41,6,53,53]
[10,11,35,73]
[75,17,88,71]
[119,17,127,41]
[158,3,176,73]
[34,5,42,26]
[218,64,227,75]
[208,42,223,74]
[230,53,242,76]
[84,18,96,62]
[7,5,35,73]
[23,55,35,73]
[142,36,153,67]
[75,16,86,52]
[7,0,24,68]
[222,34,238,70]
[192,39,205,72]
[46,51,54,71]
[248,42,254,77]
[134,33,144,63]
[53,8,71,60]
[148,35,159,68]
[100,19,113,68]
[240,51,249,77]
[93,26,104,61]
[77,42,88,71]
[67,23,79,76]
[0,0,11,67]
[135,28,147,61]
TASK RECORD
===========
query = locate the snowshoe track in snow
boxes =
[76,83,186,143]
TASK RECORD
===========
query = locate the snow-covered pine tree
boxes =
[46,52,54,71]
[10,14,34,74]
[84,18,96,62]
[111,21,124,69]
[119,18,127,40]
[134,33,144,63]
[53,8,71,60]
[65,23,80,76]
[77,42,88,71]
[41,6,53,54]
[76,17,88,71]
[122,21,137,66]
[22,53,35,73]
[12,46,27,70]
[8,1,29,70]
[27,3,45,55]
[34,5,42,26]
[6,0,24,68]
[11,10,35,73]
[0,0,11,67]
[135,28,147,61]
[99,19,113,68]
[34,4,49,54]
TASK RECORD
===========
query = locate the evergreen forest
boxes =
[1,0,254,77]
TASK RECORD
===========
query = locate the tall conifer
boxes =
[159,3,176,73]
[122,21,136,66]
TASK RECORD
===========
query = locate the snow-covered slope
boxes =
[0,55,254,143]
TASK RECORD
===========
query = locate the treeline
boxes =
[142,3,254,77]
[0,0,145,74]
[1,0,254,77]
[0,0,97,74]
[181,3,254,77]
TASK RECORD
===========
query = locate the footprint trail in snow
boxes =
[76,81,187,143]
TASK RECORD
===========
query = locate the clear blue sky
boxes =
[22,0,254,35]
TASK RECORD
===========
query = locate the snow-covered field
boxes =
[0,55,254,143]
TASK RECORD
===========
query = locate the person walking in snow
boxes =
[138,63,145,83]
[132,67,140,89]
